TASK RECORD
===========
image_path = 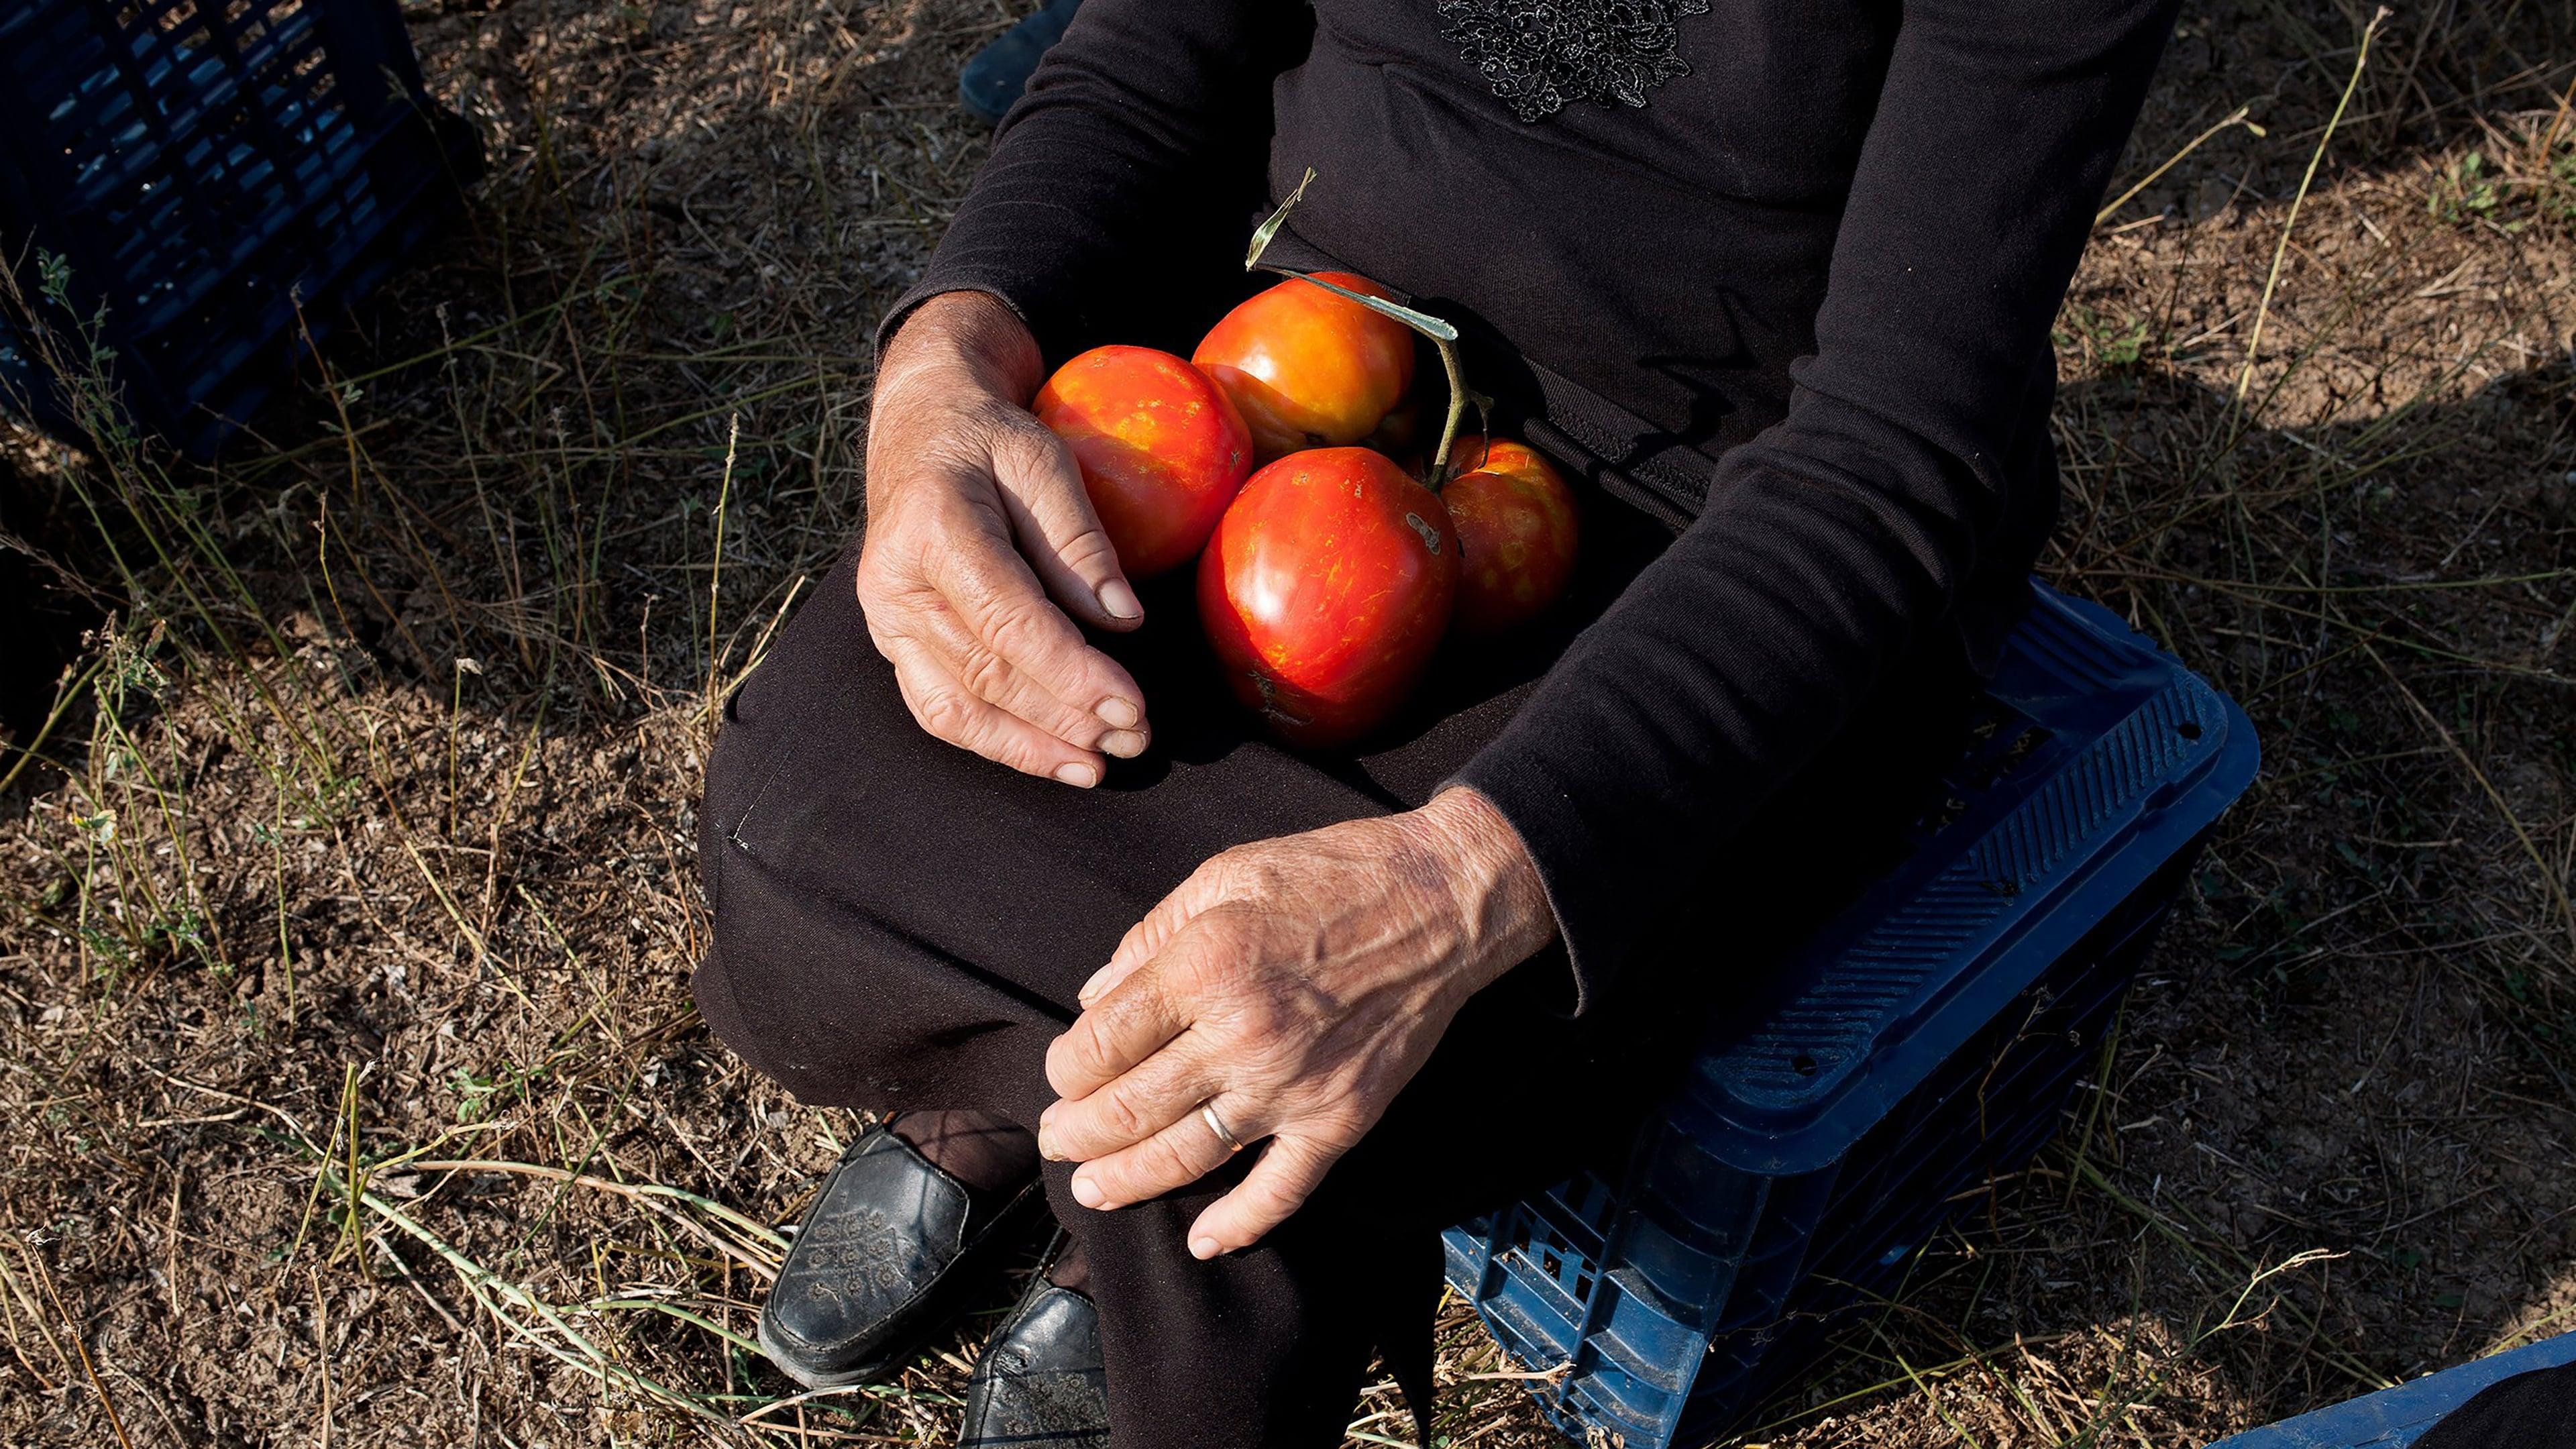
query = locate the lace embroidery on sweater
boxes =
[1436,0,1713,122]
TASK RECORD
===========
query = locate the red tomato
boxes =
[1192,273,1416,462]
[1197,447,1458,747]
[1033,345,1254,578]
[1441,435,1580,635]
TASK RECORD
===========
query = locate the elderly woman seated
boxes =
[692,0,2179,1443]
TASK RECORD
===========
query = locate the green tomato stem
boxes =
[1244,170,1480,492]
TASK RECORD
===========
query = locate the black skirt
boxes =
[694,491,1973,1444]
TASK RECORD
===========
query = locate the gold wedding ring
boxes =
[1199,1102,1244,1155]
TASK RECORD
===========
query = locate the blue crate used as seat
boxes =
[2204,1332,2576,1449]
[0,0,476,456]
[1442,581,2261,1448]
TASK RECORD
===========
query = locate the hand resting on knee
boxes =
[1036,786,1558,1259]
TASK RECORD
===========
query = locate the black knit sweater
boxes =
[882,0,2180,1010]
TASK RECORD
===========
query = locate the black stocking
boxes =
[890,1109,1039,1195]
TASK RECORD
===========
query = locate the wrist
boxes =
[881,289,1043,404]
[1417,786,1558,993]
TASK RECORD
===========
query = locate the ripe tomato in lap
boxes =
[1193,272,1416,462]
[1033,345,1254,578]
[1441,435,1580,635]
[1197,447,1458,747]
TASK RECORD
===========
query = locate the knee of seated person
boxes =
[701,686,766,839]
[699,623,839,839]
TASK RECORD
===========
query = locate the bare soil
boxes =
[2,1,2572,1446]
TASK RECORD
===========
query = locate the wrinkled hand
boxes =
[857,290,1148,787]
[1037,787,1557,1258]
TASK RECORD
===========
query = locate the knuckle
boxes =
[1253,1042,1312,1089]
[1200,851,1256,894]
[1232,991,1288,1040]
[1144,1135,1198,1185]
[981,599,1057,665]
[934,555,1004,618]
[1204,850,1284,904]
[1195,904,1257,951]
[1059,527,1121,578]
[955,392,1023,433]
[1277,1135,1335,1176]
[992,740,1050,778]
[955,647,1014,704]
[859,539,943,612]
[913,684,979,742]
[998,412,1074,469]
[853,553,900,610]
[1063,1026,1115,1083]
[1097,1089,1148,1142]
[1167,947,1232,1003]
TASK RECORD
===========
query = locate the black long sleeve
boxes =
[887,0,2178,1010]
[1450,0,2180,1004]
[877,2,1312,355]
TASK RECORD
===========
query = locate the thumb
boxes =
[990,419,1144,633]
[1081,861,1232,1006]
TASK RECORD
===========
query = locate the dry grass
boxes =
[2,0,2573,1445]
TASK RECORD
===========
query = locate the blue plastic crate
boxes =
[2205,1333,2576,1449]
[1443,581,2261,1447]
[0,0,476,456]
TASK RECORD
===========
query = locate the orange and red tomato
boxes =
[1197,447,1458,747]
[1032,345,1253,578]
[1441,435,1580,634]
[1193,273,1415,462]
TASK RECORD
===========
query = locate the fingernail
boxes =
[1069,1175,1106,1209]
[1097,579,1142,621]
[1100,729,1146,759]
[1189,1236,1220,1260]
[1054,761,1099,788]
[1038,1130,1065,1161]
[1096,695,1140,730]
[1076,965,1111,1005]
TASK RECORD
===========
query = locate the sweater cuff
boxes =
[1448,749,1630,1018]
[873,279,1038,363]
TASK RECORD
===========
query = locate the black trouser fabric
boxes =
[694,493,1971,1446]
[2416,1360,2576,1449]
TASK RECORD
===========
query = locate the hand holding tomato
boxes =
[856,291,1154,787]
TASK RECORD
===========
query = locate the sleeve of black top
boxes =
[873,0,1312,360]
[1453,0,2181,1014]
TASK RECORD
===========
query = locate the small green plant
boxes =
[2053,305,2155,370]
[2428,150,2502,223]
[452,1061,553,1123]
[2424,136,2576,230]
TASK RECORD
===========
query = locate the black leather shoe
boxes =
[960,1248,1109,1448]
[757,1126,1039,1389]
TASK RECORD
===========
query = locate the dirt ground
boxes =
[3,0,2573,1445]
